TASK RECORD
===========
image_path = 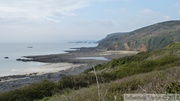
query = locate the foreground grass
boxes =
[47,66,180,101]
[0,80,56,101]
[0,43,179,101]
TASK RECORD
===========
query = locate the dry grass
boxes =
[47,66,180,101]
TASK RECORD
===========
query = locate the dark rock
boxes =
[4,57,9,59]
[27,46,33,48]
[16,58,33,62]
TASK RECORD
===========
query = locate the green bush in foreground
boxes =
[0,80,56,101]
[58,74,96,90]
[166,81,180,93]
[47,67,180,101]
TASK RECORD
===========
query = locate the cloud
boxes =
[0,0,90,22]
[44,17,61,23]
[139,8,154,15]
[163,16,171,20]
[175,3,180,7]
[119,8,128,13]
[120,8,175,32]
[97,19,115,27]
[0,0,93,42]
[107,8,128,13]
[95,0,134,2]
[0,0,179,43]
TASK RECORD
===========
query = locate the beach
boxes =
[0,48,138,92]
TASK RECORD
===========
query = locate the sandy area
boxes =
[99,51,138,55]
[10,63,84,76]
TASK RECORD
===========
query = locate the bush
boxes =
[166,81,180,93]
[0,80,56,101]
[58,74,96,90]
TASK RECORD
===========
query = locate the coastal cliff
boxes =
[97,20,180,51]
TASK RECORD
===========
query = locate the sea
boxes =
[0,42,98,77]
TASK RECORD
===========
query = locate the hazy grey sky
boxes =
[0,0,180,43]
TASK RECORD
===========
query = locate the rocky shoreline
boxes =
[0,48,138,92]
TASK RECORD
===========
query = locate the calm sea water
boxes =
[0,42,97,77]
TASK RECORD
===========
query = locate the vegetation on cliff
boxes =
[97,21,180,51]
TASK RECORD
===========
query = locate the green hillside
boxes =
[98,32,127,43]
[97,21,180,51]
[0,43,179,101]
[47,43,180,101]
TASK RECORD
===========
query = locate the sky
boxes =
[0,0,180,43]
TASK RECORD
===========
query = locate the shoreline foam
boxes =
[0,63,84,82]
[10,63,83,76]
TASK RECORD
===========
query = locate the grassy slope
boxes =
[46,43,180,101]
[97,21,180,51]
[48,67,180,101]
[0,43,179,101]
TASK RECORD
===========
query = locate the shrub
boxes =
[166,81,180,93]
[0,80,56,101]
[58,74,96,90]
